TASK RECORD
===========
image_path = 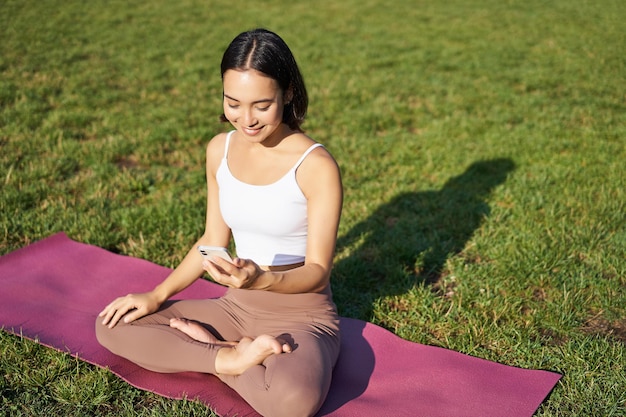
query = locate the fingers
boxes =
[275,335,293,353]
[206,257,238,274]
[232,257,246,268]
[101,305,129,328]
[203,257,259,289]
[98,301,118,327]
[108,310,127,328]
[121,307,145,325]
[98,296,136,328]
[203,258,238,286]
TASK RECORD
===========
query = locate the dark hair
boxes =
[219,28,308,131]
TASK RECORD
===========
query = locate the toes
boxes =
[169,318,186,329]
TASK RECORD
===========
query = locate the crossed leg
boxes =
[96,297,339,417]
[96,298,289,375]
[169,318,291,375]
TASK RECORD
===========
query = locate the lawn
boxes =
[1,0,625,415]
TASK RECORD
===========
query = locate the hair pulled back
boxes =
[220,29,308,131]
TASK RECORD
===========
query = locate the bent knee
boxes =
[265,384,325,417]
[95,319,113,353]
[94,316,126,352]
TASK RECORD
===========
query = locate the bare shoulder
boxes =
[205,132,229,171]
[303,134,339,167]
[289,132,336,163]
[206,131,229,156]
[306,144,339,172]
[295,134,342,192]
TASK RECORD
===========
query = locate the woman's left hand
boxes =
[203,256,263,289]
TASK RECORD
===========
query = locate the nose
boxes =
[242,109,257,127]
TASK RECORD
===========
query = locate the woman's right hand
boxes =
[98,291,161,329]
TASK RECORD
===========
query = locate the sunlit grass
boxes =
[1,0,625,415]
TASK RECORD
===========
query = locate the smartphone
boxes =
[197,246,233,262]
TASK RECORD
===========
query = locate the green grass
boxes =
[1,0,625,415]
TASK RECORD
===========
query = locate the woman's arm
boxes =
[99,134,232,327]
[151,133,233,299]
[207,145,342,294]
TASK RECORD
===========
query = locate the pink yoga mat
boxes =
[0,233,560,416]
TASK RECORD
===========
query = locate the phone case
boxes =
[197,246,233,262]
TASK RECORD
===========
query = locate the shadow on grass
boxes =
[332,158,516,320]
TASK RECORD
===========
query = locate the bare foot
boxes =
[216,334,291,375]
[169,318,235,346]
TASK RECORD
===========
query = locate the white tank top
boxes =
[216,131,324,266]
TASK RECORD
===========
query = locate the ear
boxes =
[284,85,294,104]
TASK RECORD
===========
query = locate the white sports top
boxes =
[216,131,323,266]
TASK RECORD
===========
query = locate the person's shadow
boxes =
[318,158,516,414]
[332,158,516,320]
[319,158,516,414]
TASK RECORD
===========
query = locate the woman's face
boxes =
[222,69,286,143]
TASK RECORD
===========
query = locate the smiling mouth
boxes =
[243,126,262,135]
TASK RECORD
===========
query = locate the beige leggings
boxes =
[95,287,341,417]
